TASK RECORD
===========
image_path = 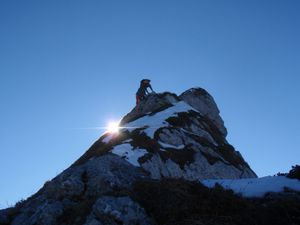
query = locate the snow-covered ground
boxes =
[125,101,196,138]
[202,176,300,198]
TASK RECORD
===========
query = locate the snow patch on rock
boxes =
[158,141,185,150]
[102,134,113,143]
[202,176,300,197]
[125,101,196,138]
[111,144,148,167]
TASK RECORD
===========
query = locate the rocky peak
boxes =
[1,87,258,225]
[179,87,227,137]
[72,87,256,180]
[121,88,226,137]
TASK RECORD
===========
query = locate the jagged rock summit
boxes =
[1,87,257,225]
[109,87,256,180]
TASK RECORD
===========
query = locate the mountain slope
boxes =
[75,88,256,180]
[5,87,292,225]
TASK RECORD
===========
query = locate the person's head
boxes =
[140,79,151,87]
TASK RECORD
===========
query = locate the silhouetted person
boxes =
[136,79,154,105]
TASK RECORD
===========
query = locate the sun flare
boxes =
[106,121,120,133]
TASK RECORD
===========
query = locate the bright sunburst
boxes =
[106,121,120,133]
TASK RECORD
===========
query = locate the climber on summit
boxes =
[136,79,155,105]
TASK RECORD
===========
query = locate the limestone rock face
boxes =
[114,88,256,180]
[6,155,147,225]
[2,87,257,225]
[90,196,154,225]
[179,87,227,137]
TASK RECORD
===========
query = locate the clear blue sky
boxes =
[1,0,299,208]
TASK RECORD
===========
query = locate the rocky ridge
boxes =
[1,87,259,225]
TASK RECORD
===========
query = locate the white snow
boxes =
[102,134,113,143]
[111,143,148,167]
[125,101,197,138]
[201,176,300,198]
[123,139,133,143]
[158,141,185,150]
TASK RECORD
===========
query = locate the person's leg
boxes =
[136,95,140,105]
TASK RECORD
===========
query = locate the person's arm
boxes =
[148,84,154,92]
